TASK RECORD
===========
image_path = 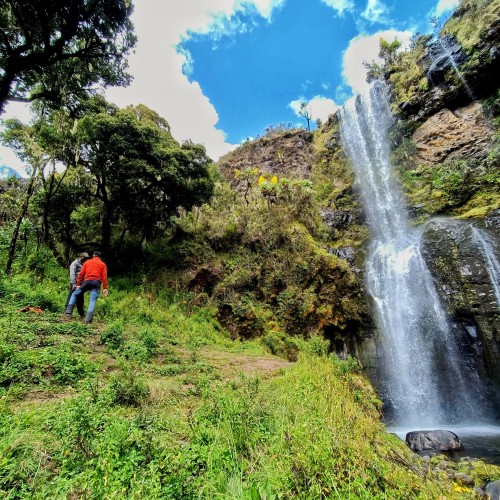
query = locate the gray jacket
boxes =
[69,258,84,285]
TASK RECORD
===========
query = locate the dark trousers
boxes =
[65,284,84,317]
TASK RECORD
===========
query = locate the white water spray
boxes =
[471,227,500,308]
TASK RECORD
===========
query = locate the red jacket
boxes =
[76,256,108,289]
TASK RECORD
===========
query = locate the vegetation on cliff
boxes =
[1,0,500,496]
[362,0,500,220]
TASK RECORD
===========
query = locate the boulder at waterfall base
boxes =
[405,430,464,451]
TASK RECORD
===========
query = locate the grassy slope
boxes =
[1,263,499,498]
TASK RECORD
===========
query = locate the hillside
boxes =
[1,271,499,498]
[1,0,500,497]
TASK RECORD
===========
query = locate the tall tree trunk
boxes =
[102,200,112,257]
[39,165,68,267]
[99,175,111,257]
[6,167,38,273]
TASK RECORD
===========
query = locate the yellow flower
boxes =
[252,167,259,174]
[271,176,278,184]
[453,483,470,493]
[234,168,240,175]
[258,175,266,184]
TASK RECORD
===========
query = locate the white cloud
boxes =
[0,0,285,172]
[105,0,287,161]
[431,0,459,18]
[361,0,391,24]
[342,29,412,94]
[0,101,34,176]
[289,95,339,123]
[320,0,355,16]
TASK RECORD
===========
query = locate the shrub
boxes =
[138,325,159,357]
[99,321,125,349]
[431,160,477,206]
[108,366,149,407]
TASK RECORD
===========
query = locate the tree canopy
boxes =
[0,0,136,113]
[1,100,215,268]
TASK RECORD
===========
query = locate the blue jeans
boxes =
[65,283,84,316]
[66,280,101,323]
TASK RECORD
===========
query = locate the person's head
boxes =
[79,252,89,261]
[93,251,102,259]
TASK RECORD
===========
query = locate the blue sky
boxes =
[1,0,458,174]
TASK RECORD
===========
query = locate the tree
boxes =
[378,38,403,66]
[0,118,46,272]
[298,101,312,131]
[0,0,136,113]
[364,37,404,83]
[75,104,214,257]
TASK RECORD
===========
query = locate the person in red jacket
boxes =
[65,251,108,323]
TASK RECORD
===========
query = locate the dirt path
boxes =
[200,348,292,379]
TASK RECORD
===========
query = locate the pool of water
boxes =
[390,425,500,465]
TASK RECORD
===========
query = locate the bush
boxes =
[138,325,159,357]
[261,329,299,361]
[99,321,125,349]
[431,160,477,206]
[109,366,150,406]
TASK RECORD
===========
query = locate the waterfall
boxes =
[339,82,489,427]
[471,227,500,308]
[426,35,474,99]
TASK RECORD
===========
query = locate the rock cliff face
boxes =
[218,129,313,183]
[420,212,500,384]
[412,102,493,165]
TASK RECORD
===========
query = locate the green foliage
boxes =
[430,160,477,206]
[261,329,299,360]
[0,270,497,498]
[99,321,125,349]
[388,34,431,106]
[442,0,500,52]
[0,0,137,111]
[109,365,150,407]
[0,342,96,389]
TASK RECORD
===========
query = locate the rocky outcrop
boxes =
[423,35,468,87]
[320,208,352,232]
[218,129,313,184]
[420,215,500,383]
[405,430,464,452]
[486,480,500,500]
[412,102,493,165]
[399,19,500,122]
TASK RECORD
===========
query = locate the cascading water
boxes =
[427,35,474,98]
[471,227,500,308]
[339,82,490,427]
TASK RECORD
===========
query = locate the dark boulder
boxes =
[320,208,352,232]
[486,480,500,500]
[329,246,355,263]
[405,430,464,451]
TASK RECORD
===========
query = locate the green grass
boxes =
[0,256,498,497]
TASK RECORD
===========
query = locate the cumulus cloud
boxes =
[341,29,412,94]
[361,0,391,24]
[107,0,289,162]
[289,95,339,123]
[430,0,459,18]
[0,101,34,176]
[319,0,355,16]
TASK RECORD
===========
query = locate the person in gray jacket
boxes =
[65,252,89,318]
